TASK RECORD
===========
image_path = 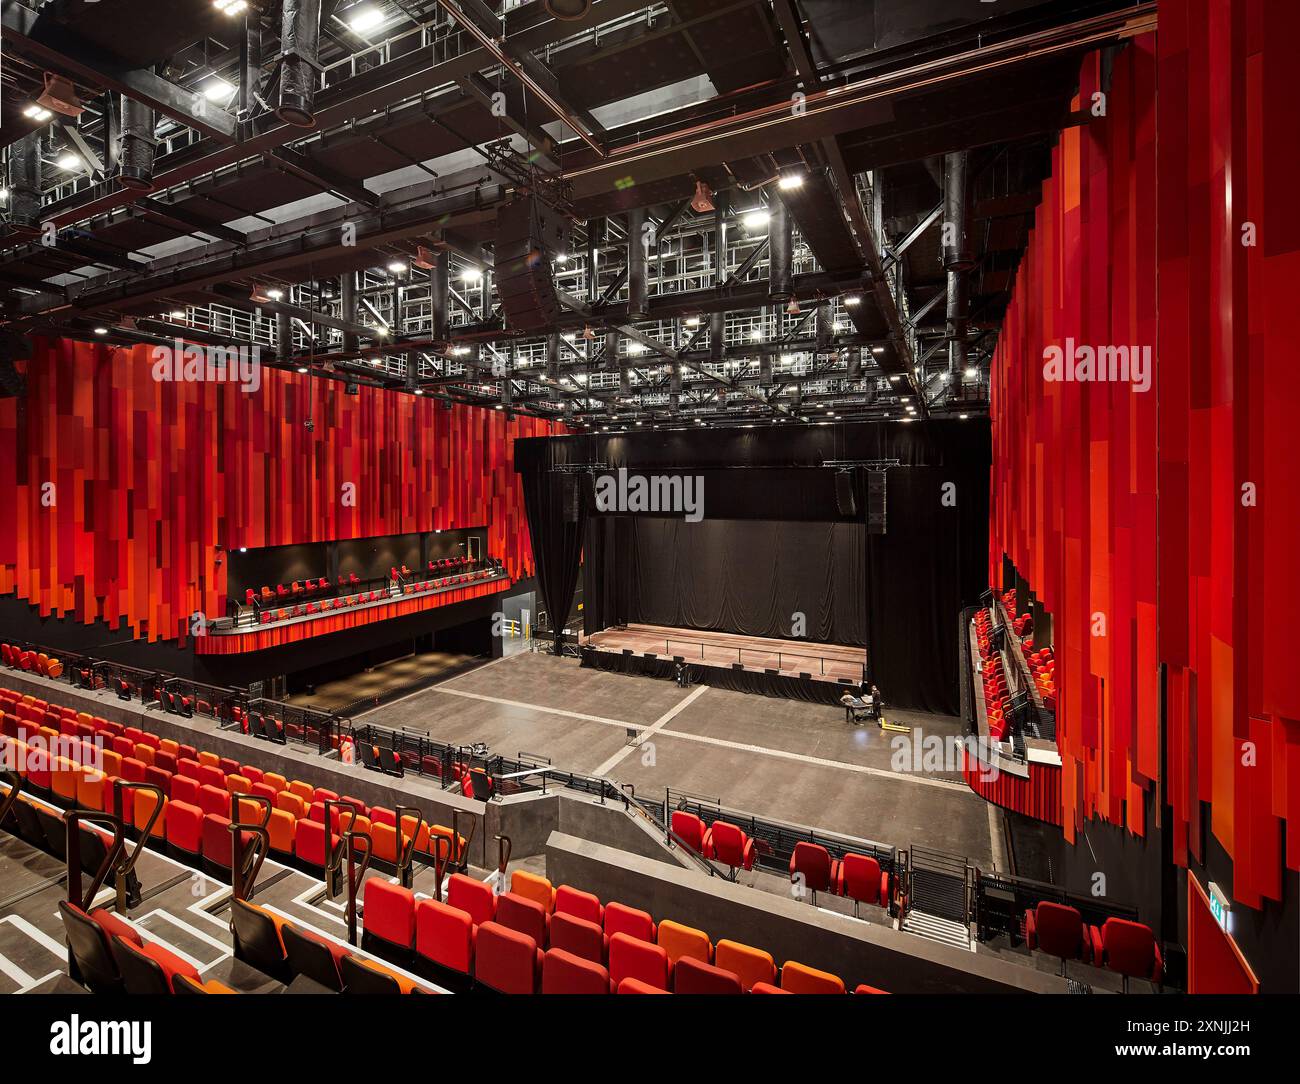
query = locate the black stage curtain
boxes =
[519,467,586,654]
[586,517,865,646]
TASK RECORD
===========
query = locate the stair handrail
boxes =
[393,805,424,889]
[109,780,165,910]
[343,827,373,946]
[228,792,273,902]
[64,809,127,912]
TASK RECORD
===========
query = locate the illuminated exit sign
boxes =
[1207,882,1231,931]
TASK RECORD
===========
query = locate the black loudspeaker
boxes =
[496,197,569,333]
[866,470,887,534]
[561,474,581,523]
[834,469,857,516]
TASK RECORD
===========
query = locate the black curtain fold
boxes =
[520,469,586,653]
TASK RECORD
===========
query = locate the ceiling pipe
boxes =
[710,187,729,362]
[943,150,973,375]
[117,97,157,192]
[768,196,793,302]
[340,272,358,353]
[627,206,648,320]
[277,0,322,128]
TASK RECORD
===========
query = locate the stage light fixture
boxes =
[743,210,770,230]
[213,0,249,16]
[689,179,715,213]
[959,413,969,419]
[93,327,108,335]
[56,154,82,172]
[203,78,235,102]
[461,268,483,283]
[23,105,53,123]
[555,252,568,263]
[349,7,385,33]
[965,366,979,379]
[387,261,407,274]
[267,288,284,300]
[843,295,861,307]
[749,328,762,341]
[872,346,885,354]
[778,173,804,190]
[169,310,186,319]
[685,316,700,327]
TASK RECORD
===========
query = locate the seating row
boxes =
[1024,901,1163,983]
[361,867,888,995]
[0,643,64,680]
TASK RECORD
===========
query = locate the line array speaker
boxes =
[496,197,569,334]
[866,470,887,534]
[834,469,858,516]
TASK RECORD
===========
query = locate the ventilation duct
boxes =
[627,206,648,319]
[277,0,321,128]
[117,97,157,192]
[768,196,793,301]
[943,151,973,373]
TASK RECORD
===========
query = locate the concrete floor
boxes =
[361,652,1000,869]
[287,650,479,713]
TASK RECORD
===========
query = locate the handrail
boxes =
[323,799,355,899]
[494,834,512,895]
[394,805,424,889]
[0,769,22,828]
[450,808,474,873]
[228,793,273,902]
[64,809,127,912]
[430,834,451,902]
[343,829,373,946]
[109,781,165,911]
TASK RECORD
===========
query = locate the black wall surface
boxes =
[518,420,990,714]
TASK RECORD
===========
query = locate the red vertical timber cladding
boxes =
[0,339,559,646]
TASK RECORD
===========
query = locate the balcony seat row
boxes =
[0,644,64,680]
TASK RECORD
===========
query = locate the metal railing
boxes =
[973,869,1140,944]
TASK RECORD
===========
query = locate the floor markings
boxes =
[422,685,647,732]
[592,685,708,778]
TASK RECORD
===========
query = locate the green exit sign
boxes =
[1208,882,1231,931]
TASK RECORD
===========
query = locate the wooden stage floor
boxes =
[582,623,866,684]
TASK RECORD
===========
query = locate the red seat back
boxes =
[474,922,541,994]
[363,880,415,948]
[542,948,610,994]
[673,955,743,994]
[790,841,835,892]
[608,931,669,990]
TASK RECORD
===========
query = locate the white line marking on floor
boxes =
[650,727,971,792]
[2,914,67,957]
[425,686,646,731]
[143,908,233,958]
[592,685,708,777]
[0,950,37,989]
[18,971,64,994]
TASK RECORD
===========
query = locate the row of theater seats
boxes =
[392,557,474,580]
[400,568,496,596]
[362,867,887,995]
[1025,643,1056,709]
[1024,901,1163,984]
[0,643,64,679]
[250,575,361,608]
[671,811,894,914]
[0,686,466,878]
[255,590,389,624]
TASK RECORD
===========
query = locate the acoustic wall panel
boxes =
[0,338,560,644]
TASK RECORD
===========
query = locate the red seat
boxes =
[836,852,890,912]
[171,776,201,806]
[446,873,496,927]
[673,955,743,994]
[415,899,474,975]
[197,784,229,817]
[363,880,415,949]
[474,922,541,994]
[164,800,204,857]
[789,841,837,896]
[1095,918,1163,983]
[608,931,669,990]
[549,911,606,964]
[293,818,339,868]
[494,892,548,948]
[670,810,708,855]
[604,901,655,943]
[542,948,611,994]
[1025,902,1092,969]
[197,765,225,790]
[201,814,252,869]
[704,819,756,871]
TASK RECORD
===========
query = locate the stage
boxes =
[581,623,866,704]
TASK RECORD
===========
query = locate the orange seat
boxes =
[198,751,220,769]
[76,770,107,812]
[288,780,314,803]
[510,870,555,914]
[267,809,296,854]
[657,919,712,966]
[132,788,166,838]
[275,791,308,820]
[779,959,846,994]
[262,773,288,794]
[226,773,251,794]
[715,939,776,992]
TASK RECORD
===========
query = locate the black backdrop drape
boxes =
[518,461,586,653]
[518,420,990,712]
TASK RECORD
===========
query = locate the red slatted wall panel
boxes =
[0,338,561,645]
[1156,0,1300,909]
[989,39,1160,845]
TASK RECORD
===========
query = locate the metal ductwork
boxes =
[544,0,593,19]
[430,251,449,342]
[627,207,648,319]
[276,310,292,361]
[340,273,357,354]
[603,329,619,371]
[117,97,157,192]
[768,196,793,301]
[546,333,560,381]
[277,0,321,128]
[710,190,729,360]
[7,133,44,236]
[943,151,974,374]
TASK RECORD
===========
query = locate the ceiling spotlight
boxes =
[266,288,284,301]
[742,210,770,230]
[965,367,979,379]
[213,0,248,15]
[494,404,504,411]
[461,268,483,283]
[554,252,568,264]
[202,78,235,102]
[23,104,54,123]
[349,6,385,33]
[749,328,763,342]
[93,327,108,335]
[889,374,901,382]
[843,295,861,308]
[872,346,885,355]
[387,261,407,274]
[414,389,424,395]
[296,366,309,374]
[959,413,969,420]
[169,310,186,319]
[777,173,804,190]
[685,316,700,328]
[56,154,82,172]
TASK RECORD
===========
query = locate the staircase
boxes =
[904,846,972,949]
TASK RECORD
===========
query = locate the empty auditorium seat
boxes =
[608,931,670,991]
[1094,918,1163,984]
[670,810,708,854]
[657,918,712,966]
[604,901,655,943]
[340,953,426,994]
[230,899,288,978]
[673,955,742,994]
[549,911,605,964]
[294,818,339,869]
[837,852,890,914]
[542,948,611,994]
[59,901,141,994]
[495,892,548,947]
[789,841,837,896]
[1025,902,1093,969]
[750,981,790,994]
[510,869,555,913]
[474,922,541,994]
[164,801,204,859]
[363,880,416,950]
[282,924,349,991]
[714,939,776,992]
[705,819,756,872]
[415,899,475,977]
[113,937,202,995]
[555,884,603,926]
[780,960,846,994]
